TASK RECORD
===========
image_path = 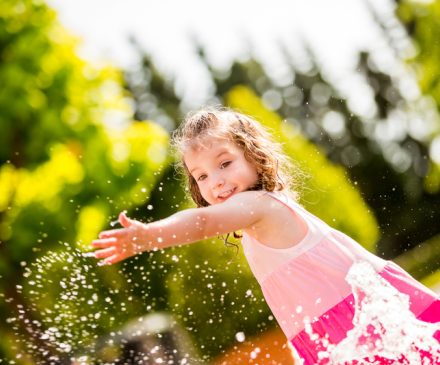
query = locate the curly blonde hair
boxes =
[171,106,302,261]
[171,105,300,207]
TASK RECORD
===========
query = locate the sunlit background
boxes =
[1,0,440,363]
[46,0,418,121]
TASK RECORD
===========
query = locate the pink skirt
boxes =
[290,263,440,365]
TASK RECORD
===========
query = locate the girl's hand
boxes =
[91,211,148,265]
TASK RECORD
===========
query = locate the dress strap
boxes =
[241,191,330,284]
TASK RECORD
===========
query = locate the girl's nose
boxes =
[211,175,225,189]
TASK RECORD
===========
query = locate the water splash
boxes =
[5,249,104,363]
[307,261,440,364]
[5,244,202,364]
[81,252,96,257]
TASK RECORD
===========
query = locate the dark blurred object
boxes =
[212,327,295,365]
[72,312,201,365]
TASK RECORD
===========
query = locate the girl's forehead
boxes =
[187,138,238,153]
[183,139,241,162]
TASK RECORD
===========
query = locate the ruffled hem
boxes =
[291,294,355,365]
[291,297,440,365]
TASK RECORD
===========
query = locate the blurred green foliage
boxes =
[396,0,440,194]
[397,0,440,106]
[394,232,440,281]
[0,0,169,362]
[393,0,440,284]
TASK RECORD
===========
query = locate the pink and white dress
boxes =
[241,192,440,365]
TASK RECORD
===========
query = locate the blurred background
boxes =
[1,0,440,363]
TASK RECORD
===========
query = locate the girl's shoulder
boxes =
[236,191,309,250]
[229,190,294,212]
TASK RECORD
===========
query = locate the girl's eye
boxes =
[221,161,231,169]
[198,175,207,181]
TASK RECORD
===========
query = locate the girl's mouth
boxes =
[218,188,236,199]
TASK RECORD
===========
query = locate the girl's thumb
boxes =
[119,211,134,228]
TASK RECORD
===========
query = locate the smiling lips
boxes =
[218,188,236,199]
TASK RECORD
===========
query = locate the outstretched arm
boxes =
[91,191,267,264]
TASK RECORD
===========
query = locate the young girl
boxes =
[92,107,440,364]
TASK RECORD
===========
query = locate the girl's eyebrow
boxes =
[216,150,231,159]
[190,150,231,174]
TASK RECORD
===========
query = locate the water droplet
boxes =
[82,252,95,257]
[236,332,245,342]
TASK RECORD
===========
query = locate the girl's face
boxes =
[184,139,259,205]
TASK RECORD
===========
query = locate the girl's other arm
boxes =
[92,191,267,264]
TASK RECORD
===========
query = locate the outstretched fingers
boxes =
[94,246,132,265]
[103,254,123,265]
[94,247,118,259]
[103,249,132,265]
[98,229,127,239]
[91,237,118,248]
[91,211,147,265]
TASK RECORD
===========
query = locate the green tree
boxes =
[387,0,440,280]
[0,1,169,362]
